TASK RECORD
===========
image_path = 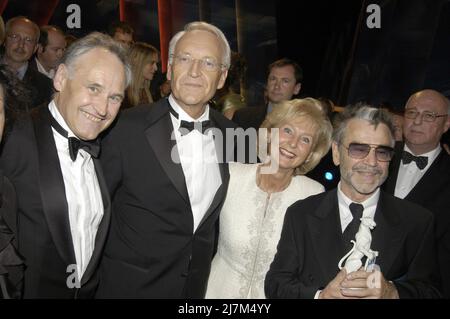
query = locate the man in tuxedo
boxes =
[2,16,53,107]
[266,105,441,299]
[96,21,237,298]
[0,32,130,298]
[33,25,66,79]
[232,58,302,130]
[383,89,450,298]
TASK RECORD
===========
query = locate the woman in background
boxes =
[123,41,159,108]
[206,98,332,298]
[0,64,30,299]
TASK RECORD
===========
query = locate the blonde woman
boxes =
[205,98,333,298]
[124,41,159,108]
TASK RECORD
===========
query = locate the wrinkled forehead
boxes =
[407,93,448,114]
[344,119,393,145]
[175,29,223,58]
[9,20,38,37]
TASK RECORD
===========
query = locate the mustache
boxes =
[14,48,26,54]
[353,164,383,175]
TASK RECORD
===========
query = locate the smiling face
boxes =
[332,119,393,202]
[275,116,317,173]
[53,48,126,141]
[167,29,227,116]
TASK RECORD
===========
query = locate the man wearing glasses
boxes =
[384,89,450,298]
[2,16,52,107]
[96,21,237,298]
[266,105,441,299]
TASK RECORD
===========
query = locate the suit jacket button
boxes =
[309,274,314,282]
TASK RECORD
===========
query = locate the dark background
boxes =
[2,0,449,110]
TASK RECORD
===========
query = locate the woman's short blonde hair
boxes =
[260,98,333,175]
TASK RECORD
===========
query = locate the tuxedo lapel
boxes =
[144,99,190,204]
[405,149,447,203]
[81,158,111,285]
[33,107,76,266]
[384,142,403,193]
[308,190,346,279]
[370,192,404,276]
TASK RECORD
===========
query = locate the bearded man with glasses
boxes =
[384,89,450,298]
[266,104,441,299]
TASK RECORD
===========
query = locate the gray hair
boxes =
[5,16,40,43]
[168,21,231,70]
[61,32,132,87]
[333,103,395,145]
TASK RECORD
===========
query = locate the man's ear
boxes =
[331,141,340,166]
[216,69,228,90]
[293,82,301,95]
[166,63,172,81]
[37,44,44,55]
[53,64,68,92]
[444,116,450,134]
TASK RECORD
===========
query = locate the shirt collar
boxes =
[16,62,28,80]
[337,181,380,215]
[35,57,55,79]
[168,94,210,124]
[48,100,77,138]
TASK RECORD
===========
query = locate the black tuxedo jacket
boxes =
[232,104,267,130]
[96,98,237,298]
[265,190,441,299]
[0,106,111,298]
[384,142,450,298]
[23,60,53,108]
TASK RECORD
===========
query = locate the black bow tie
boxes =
[168,104,214,136]
[402,151,428,169]
[49,114,100,161]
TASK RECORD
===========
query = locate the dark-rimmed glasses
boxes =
[341,143,394,162]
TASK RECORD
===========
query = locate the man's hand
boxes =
[340,269,399,299]
[319,269,350,299]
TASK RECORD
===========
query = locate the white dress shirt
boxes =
[337,182,379,233]
[49,101,104,281]
[35,57,55,79]
[394,144,441,199]
[168,95,222,233]
[314,184,379,299]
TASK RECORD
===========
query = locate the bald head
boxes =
[403,89,450,154]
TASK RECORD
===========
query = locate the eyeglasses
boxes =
[7,34,36,45]
[341,143,394,162]
[170,53,223,72]
[404,109,448,122]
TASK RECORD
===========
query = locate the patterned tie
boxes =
[402,151,428,169]
[343,203,364,251]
